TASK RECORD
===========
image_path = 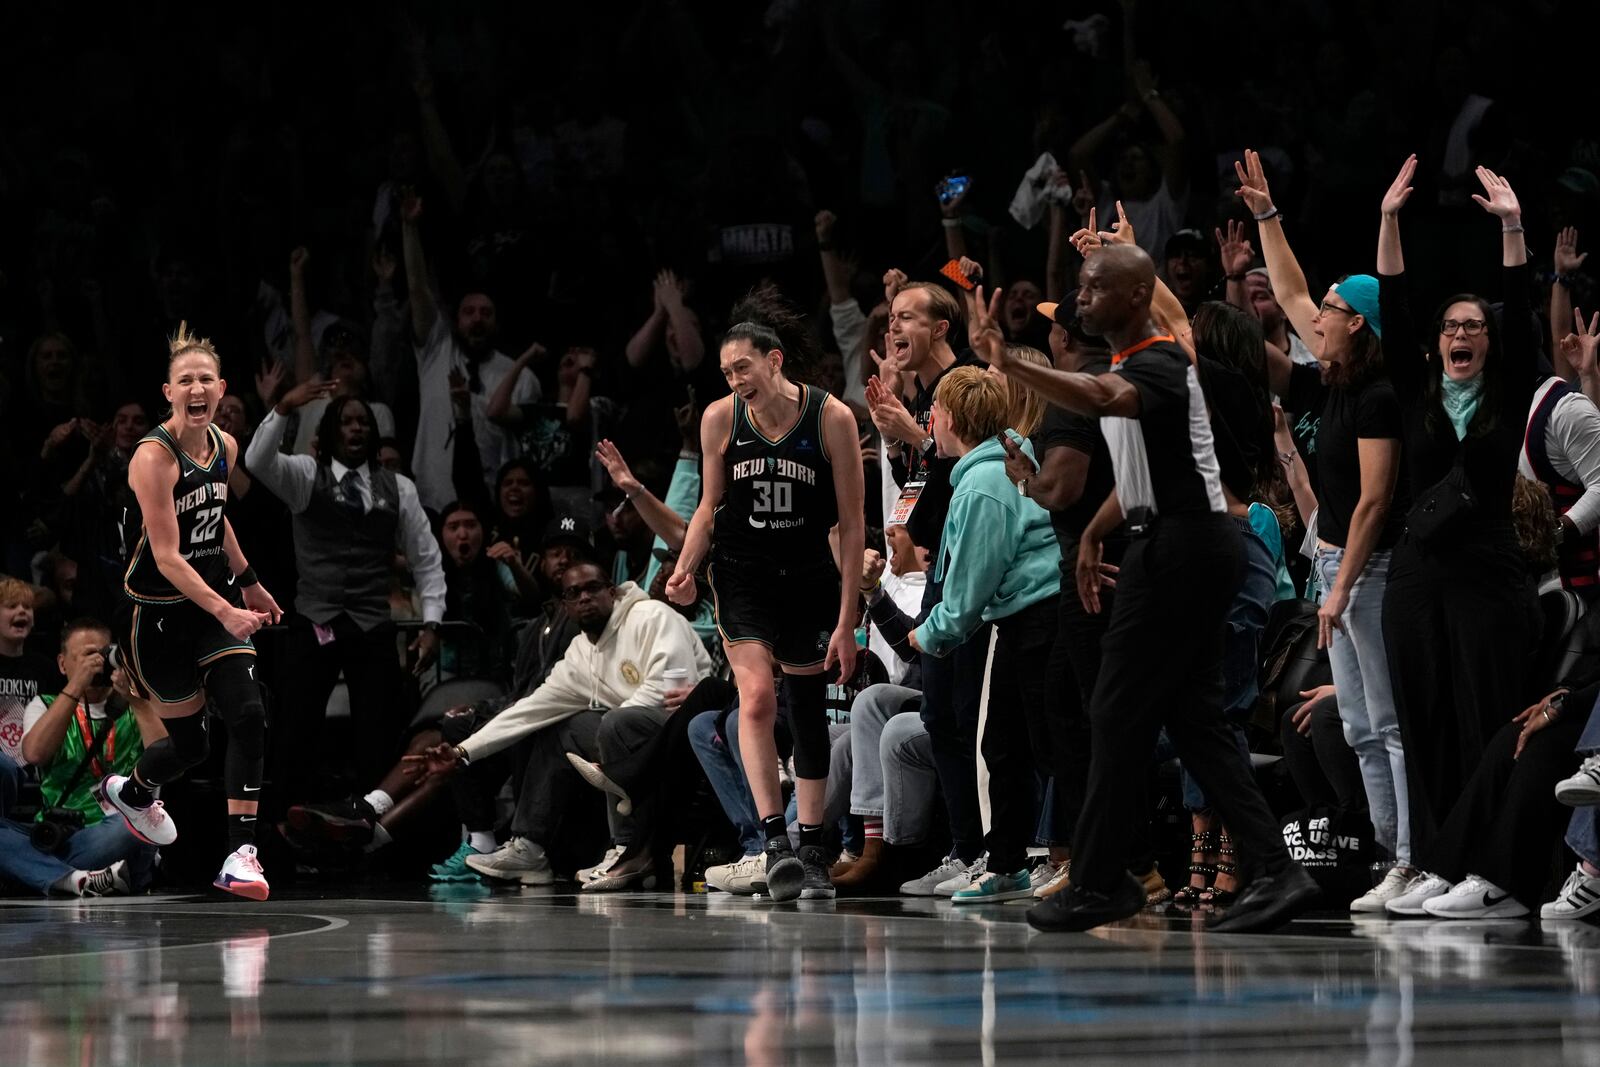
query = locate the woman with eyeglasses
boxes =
[1234,151,1413,912]
[1367,158,1542,915]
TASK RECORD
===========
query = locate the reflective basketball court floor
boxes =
[6,886,1600,1065]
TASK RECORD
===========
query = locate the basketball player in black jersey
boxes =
[101,324,285,900]
[669,300,864,902]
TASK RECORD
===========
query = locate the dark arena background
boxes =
[3,1,1600,1064]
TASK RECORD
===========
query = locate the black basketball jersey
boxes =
[713,384,837,564]
[124,424,234,604]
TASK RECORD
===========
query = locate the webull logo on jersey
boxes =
[175,479,226,516]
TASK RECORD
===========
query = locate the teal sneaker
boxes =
[430,841,486,883]
[950,865,1033,905]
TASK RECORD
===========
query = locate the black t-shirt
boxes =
[1280,364,1324,492]
[1285,363,1405,548]
[1103,341,1227,520]
[1030,357,1117,552]
[897,351,985,554]
[0,649,55,766]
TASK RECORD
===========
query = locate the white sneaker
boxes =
[705,854,768,895]
[67,866,119,897]
[901,853,971,896]
[1422,874,1528,919]
[1557,755,1600,806]
[1384,872,1452,916]
[1031,859,1072,899]
[102,775,177,846]
[1352,866,1417,912]
[1543,865,1600,920]
[934,853,987,897]
[214,845,270,901]
[465,836,553,885]
[578,844,625,884]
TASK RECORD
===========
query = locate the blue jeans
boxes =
[1315,545,1409,865]
[1179,518,1275,810]
[0,755,20,814]
[1565,692,1600,866]
[0,817,157,894]
[688,708,764,857]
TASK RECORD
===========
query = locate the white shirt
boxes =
[1287,333,1318,367]
[246,408,448,624]
[1099,178,1189,264]
[412,317,539,512]
[1522,378,1600,534]
[22,695,109,742]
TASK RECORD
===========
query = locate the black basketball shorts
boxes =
[707,553,840,669]
[119,597,256,705]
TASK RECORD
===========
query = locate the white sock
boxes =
[468,830,496,853]
[52,870,86,895]
[364,789,395,816]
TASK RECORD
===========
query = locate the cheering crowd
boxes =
[2,2,1599,928]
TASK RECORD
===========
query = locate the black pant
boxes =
[1070,515,1293,894]
[271,613,404,807]
[919,619,991,864]
[511,710,605,841]
[1423,682,1592,907]
[1041,565,1110,850]
[981,597,1056,871]
[1279,690,1367,820]
[1384,528,1541,856]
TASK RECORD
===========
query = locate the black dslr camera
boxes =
[92,644,124,688]
[30,806,86,854]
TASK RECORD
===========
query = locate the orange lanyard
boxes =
[1111,334,1175,367]
[73,703,114,779]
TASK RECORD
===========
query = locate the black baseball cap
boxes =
[541,513,593,552]
[1035,290,1092,344]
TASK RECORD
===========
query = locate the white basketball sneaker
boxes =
[214,844,271,901]
[102,774,177,846]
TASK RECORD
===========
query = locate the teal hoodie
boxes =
[914,433,1062,656]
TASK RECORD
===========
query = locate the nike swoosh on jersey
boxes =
[735,438,756,446]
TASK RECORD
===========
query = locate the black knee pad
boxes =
[783,673,831,780]
[204,655,265,799]
[136,711,211,785]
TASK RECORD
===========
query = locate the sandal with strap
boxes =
[1201,830,1239,907]
[1171,828,1216,907]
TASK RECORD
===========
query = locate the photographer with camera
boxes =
[0,619,158,896]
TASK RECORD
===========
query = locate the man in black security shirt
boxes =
[981,244,1317,934]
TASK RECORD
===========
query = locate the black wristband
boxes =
[236,566,259,587]
[1225,273,1246,282]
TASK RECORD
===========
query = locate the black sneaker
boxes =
[764,836,804,902]
[1026,872,1144,932]
[284,799,376,847]
[1207,864,1319,934]
[797,845,835,900]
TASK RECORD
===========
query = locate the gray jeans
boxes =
[845,683,938,844]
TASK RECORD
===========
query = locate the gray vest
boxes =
[294,463,402,631]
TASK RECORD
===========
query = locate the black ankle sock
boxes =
[762,814,788,845]
[228,813,257,852]
[798,822,823,850]
[119,775,154,809]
